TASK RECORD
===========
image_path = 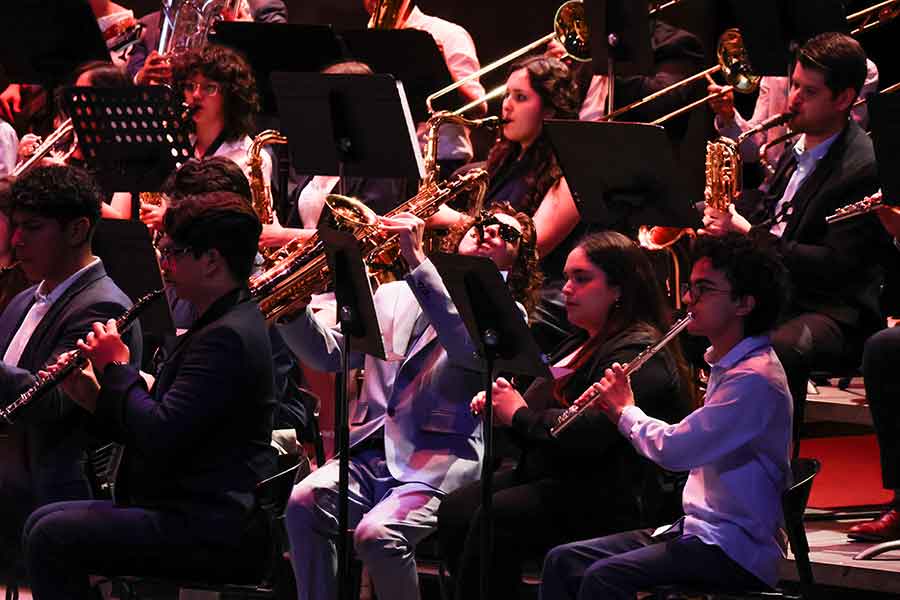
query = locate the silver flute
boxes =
[550,312,694,438]
[825,190,884,224]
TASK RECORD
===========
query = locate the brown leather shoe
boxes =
[848,509,900,541]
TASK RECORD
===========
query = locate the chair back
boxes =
[783,457,820,596]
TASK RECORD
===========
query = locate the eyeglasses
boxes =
[158,245,194,263]
[680,282,732,302]
[182,81,221,97]
[475,213,523,244]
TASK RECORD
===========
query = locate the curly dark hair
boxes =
[692,233,788,337]
[163,190,261,282]
[440,202,543,315]
[161,156,252,202]
[10,165,102,239]
[172,44,260,140]
[485,55,579,216]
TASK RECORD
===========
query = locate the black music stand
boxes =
[61,86,193,195]
[93,219,175,370]
[544,119,702,231]
[270,72,425,182]
[430,252,551,600]
[209,22,347,116]
[319,225,385,600]
[869,92,900,207]
[338,29,458,121]
[0,0,108,85]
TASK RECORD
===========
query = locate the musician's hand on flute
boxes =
[76,319,130,377]
[469,377,526,426]
[594,363,635,423]
[38,351,100,413]
[876,203,900,239]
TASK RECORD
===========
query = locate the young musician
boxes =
[277,204,540,600]
[540,233,792,598]
[0,177,29,314]
[24,190,277,599]
[437,231,694,600]
[699,32,891,437]
[0,165,141,558]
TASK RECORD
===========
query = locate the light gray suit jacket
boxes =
[278,258,484,494]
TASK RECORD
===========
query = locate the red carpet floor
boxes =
[799,434,893,509]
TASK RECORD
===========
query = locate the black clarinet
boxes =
[0,289,164,424]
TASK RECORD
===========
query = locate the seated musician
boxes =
[437,231,694,600]
[541,233,792,599]
[277,204,540,600]
[0,165,141,563]
[24,190,277,599]
[431,56,583,351]
[699,32,892,439]
[0,177,29,314]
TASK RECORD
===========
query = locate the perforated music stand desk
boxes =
[210,22,347,116]
[61,86,193,193]
[869,92,900,208]
[0,0,108,85]
[270,72,424,180]
[338,29,458,121]
[544,119,702,230]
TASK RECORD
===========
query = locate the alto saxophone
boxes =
[550,312,694,437]
[249,168,489,322]
[247,129,288,265]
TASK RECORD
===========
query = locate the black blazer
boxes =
[0,261,142,504]
[738,120,889,336]
[94,288,276,546]
[127,0,289,80]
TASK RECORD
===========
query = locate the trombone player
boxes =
[699,32,891,446]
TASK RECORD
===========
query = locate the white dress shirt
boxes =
[3,258,102,367]
[579,75,609,122]
[0,119,17,178]
[297,176,341,229]
[405,6,484,162]
[617,335,793,588]
[715,58,879,166]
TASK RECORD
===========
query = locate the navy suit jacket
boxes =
[0,260,142,504]
[94,288,276,545]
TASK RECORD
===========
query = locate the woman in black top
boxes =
[437,231,695,600]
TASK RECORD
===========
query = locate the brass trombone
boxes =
[602,28,759,124]
[849,0,900,35]
[425,0,591,116]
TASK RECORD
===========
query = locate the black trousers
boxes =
[863,327,900,492]
[436,468,637,600]
[768,312,854,449]
[540,528,769,600]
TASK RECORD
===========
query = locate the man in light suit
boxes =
[278,206,539,600]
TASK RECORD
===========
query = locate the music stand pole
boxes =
[479,330,499,600]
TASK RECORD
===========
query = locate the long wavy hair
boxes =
[485,56,579,215]
[440,202,543,316]
[172,44,260,141]
[554,231,694,405]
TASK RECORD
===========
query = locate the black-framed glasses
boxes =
[158,245,194,263]
[680,282,732,302]
[475,212,523,244]
[182,81,221,97]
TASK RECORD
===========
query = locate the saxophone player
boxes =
[699,32,892,443]
[277,205,540,600]
[540,234,792,599]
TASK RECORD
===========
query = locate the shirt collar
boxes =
[35,257,101,305]
[404,5,426,27]
[705,335,770,370]
[793,129,840,165]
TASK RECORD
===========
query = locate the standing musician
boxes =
[540,233,792,599]
[437,231,694,600]
[699,32,891,438]
[363,0,486,177]
[432,56,582,351]
[277,204,541,600]
[0,165,142,560]
[24,190,277,599]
